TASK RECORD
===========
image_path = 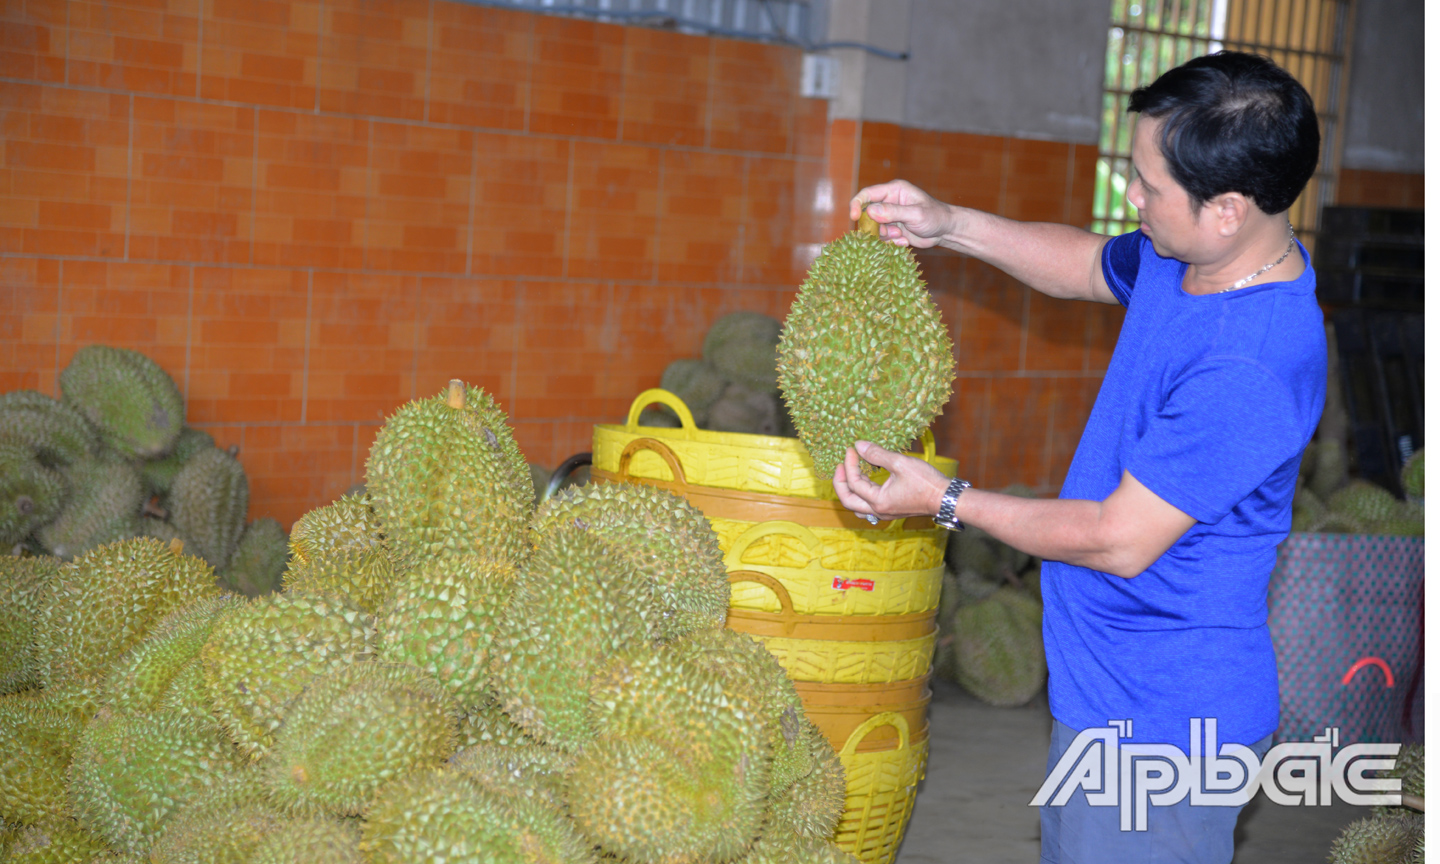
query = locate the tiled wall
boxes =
[1,0,1104,527]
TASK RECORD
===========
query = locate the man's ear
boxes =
[1209,192,1249,238]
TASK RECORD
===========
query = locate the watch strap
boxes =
[933,477,972,531]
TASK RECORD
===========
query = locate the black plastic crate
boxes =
[1330,308,1425,495]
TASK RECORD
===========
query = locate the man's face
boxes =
[1125,115,1201,260]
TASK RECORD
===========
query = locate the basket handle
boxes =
[614,437,691,492]
[626,388,699,437]
[726,570,798,632]
[919,429,936,465]
[723,520,822,571]
[841,710,910,757]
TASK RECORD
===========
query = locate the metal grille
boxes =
[465,0,812,45]
[1092,0,1354,244]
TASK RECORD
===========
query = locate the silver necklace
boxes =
[1223,224,1296,292]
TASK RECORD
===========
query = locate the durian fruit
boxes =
[59,345,184,460]
[1292,486,1327,532]
[35,454,145,560]
[457,696,533,750]
[1373,502,1425,537]
[0,390,98,467]
[249,817,365,864]
[659,358,731,424]
[147,772,282,864]
[1327,481,1405,532]
[448,742,574,807]
[0,554,61,693]
[378,552,517,711]
[706,382,784,436]
[637,407,683,428]
[69,708,245,854]
[0,693,87,825]
[1384,743,1424,800]
[776,228,955,477]
[200,591,377,760]
[4,819,114,863]
[100,596,236,717]
[567,737,716,863]
[1401,449,1424,503]
[1312,512,1366,535]
[0,442,67,546]
[1309,438,1350,500]
[527,463,551,507]
[704,311,784,395]
[365,381,534,569]
[1327,811,1423,864]
[530,482,728,640]
[491,526,653,752]
[219,518,288,597]
[737,825,863,864]
[667,628,811,793]
[284,494,399,614]
[34,536,220,687]
[766,720,848,841]
[264,661,459,816]
[578,640,770,863]
[140,426,216,497]
[361,768,594,864]
[952,585,1046,707]
[168,447,248,571]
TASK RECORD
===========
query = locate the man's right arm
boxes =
[851,180,1120,305]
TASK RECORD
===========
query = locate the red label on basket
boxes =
[832,577,875,592]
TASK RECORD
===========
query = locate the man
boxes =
[832,51,1326,863]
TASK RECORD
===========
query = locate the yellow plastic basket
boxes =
[725,572,937,684]
[793,674,932,752]
[592,389,958,502]
[591,433,942,534]
[833,712,930,864]
[711,515,947,573]
[725,521,943,617]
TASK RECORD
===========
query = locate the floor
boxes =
[892,679,1376,864]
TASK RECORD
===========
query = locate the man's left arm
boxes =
[834,443,1195,579]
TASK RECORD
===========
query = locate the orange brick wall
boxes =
[1,0,1105,527]
[1335,168,1424,209]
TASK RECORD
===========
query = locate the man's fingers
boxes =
[855,440,906,473]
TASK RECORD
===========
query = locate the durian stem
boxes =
[1402,793,1425,812]
[857,206,880,237]
[168,537,185,555]
[446,379,466,409]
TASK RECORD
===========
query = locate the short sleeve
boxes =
[1125,359,1309,524]
[1101,231,1144,307]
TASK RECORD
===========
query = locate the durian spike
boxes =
[168,538,184,555]
[857,206,880,237]
[446,379,466,410]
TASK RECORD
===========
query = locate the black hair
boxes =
[1128,51,1320,215]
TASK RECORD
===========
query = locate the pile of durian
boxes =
[1291,440,1424,537]
[640,312,797,438]
[1327,743,1424,864]
[931,486,1045,709]
[0,380,858,864]
[1,345,288,597]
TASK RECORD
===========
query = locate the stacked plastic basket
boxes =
[592,390,953,864]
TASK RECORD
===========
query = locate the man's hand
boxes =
[850,181,957,249]
[832,441,951,521]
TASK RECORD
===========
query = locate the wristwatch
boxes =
[933,477,972,531]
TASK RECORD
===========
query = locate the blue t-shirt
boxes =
[1042,230,1327,751]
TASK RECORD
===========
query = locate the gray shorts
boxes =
[1039,719,1273,864]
